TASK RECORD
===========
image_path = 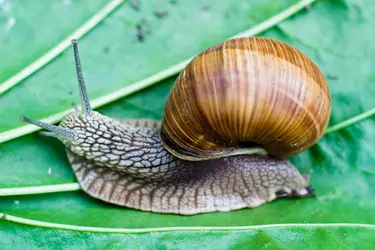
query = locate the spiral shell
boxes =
[161,37,331,160]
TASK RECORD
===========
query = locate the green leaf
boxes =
[0,0,125,95]
[1,0,375,247]
[1,218,375,249]
[0,0,110,84]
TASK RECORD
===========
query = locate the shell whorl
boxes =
[161,37,331,160]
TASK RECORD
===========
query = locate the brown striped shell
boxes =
[160,37,331,160]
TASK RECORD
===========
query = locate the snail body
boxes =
[21,38,330,215]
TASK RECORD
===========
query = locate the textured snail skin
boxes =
[59,111,311,214]
[161,37,331,160]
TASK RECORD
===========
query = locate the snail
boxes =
[20,37,330,215]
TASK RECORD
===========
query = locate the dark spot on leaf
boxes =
[201,5,210,11]
[1,214,6,219]
[136,28,144,42]
[169,0,177,5]
[224,10,230,19]
[129,1,140,11]
[68,91,73,95]
[103,46,110,54]
[135,19,150,42]
[154,11,168,19]
[305,5,311,11]
[328,74,338,80]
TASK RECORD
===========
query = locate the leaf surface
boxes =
[1,0,375,247]
[1,220,375,249]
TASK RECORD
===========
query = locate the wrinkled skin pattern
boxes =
[59,111,312,214]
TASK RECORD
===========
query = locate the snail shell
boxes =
[161,37,331,160]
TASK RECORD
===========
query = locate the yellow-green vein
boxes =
[0,212,374,233]
[0,0,125,96]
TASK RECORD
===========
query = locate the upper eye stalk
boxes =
[71,39,92,116]
[20,39,90,141]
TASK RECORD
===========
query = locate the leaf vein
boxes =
[0,0,125,95]
[1,212,374,233]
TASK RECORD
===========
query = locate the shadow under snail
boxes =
[20,37,331,215]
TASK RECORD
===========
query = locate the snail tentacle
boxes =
[39,131,59,138]
[72,39,92,116]
[71,102,80,112]
[19,116,77,141]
